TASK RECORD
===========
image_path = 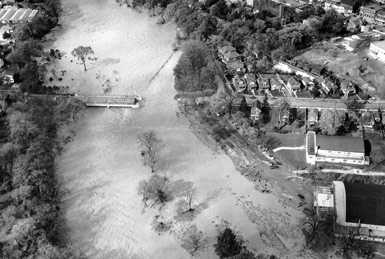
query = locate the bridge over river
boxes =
[74,94,142,108]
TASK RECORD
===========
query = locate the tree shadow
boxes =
[364,139,371,156]
[174,188,222,222]
[168,179,194,201]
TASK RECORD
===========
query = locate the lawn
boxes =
[276,149,308,170]
[267,132,306,148]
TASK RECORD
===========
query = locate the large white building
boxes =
[369,41,385,63]
[315,181,385,242]
[306,131,369,165]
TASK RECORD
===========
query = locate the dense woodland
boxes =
[0,1,85,258]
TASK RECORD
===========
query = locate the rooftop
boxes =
[371,41,385,50]
[345,182,385,226]
[316,134,365,153]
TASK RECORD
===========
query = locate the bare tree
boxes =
[71,46,94,71]
[185,188,196,212]
[137,131,165,173]
[137,175,169,206]
[180,224,204,256]
[158,161,176,181]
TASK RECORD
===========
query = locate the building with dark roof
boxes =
[306,131,369,165]
[333,181,385,241]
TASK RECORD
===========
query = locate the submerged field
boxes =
[49,1,323,258]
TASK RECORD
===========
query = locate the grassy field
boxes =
[268,132,306,147]
[276,149,307,170]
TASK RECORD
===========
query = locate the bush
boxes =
[214,227,243,258]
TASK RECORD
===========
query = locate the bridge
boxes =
[74,94,142,108]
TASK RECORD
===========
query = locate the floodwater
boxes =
[52,1,305,258]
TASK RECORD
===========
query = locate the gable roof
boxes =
[218,45,236,54]
[316,134,365,153]
[223,51,240,60]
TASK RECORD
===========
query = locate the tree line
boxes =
[0,0,86,258]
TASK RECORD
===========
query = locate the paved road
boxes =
[242,95,385,111]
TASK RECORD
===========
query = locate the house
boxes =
[324,0,354,16]
[270,77,281,91]
[218,45,236,57]
[306,131,369,165]
[232,74,247,92]
[250,100,262,121]
[308,108,319,125]
[227,60,245,74]
[347,16,361,31]
[308,64,324,77]
[244,73,257,90]
[375,9,385,26]
[326,181,385,242]
[2,65,17,84]
[279,108,291,124]
[222,51,241,64]
[301,77,315,90]
[369,41,385,62]
[340,80,356,96]
[321,79,336,94]
[257,75,270,90]
[286,77,301,92]
[361,111,374,128]
[246,0,257,8]
[360,4,385,24]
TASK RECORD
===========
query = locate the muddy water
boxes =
[53,1,304,259]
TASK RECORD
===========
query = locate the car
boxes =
[270,165,279,169]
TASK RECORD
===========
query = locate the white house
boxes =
[369,41,385,62]
[306,131,369,165]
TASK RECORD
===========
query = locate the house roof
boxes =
[218,45,236,54]
[288,77,300,87]
[344,182,385,226]
[316,134,365,153]
[302,77,313,84]
[270,78,280,87]
[223,51,240,59]
[308,108,319,119]
[372,41,385,51]
[227,60,244,70]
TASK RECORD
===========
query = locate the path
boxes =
[273,146,306,152]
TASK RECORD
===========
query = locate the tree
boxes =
[302,206,334,252]
[173,40,218,92]
[137,174,169,205]
[7,39,42,67]
[71,46,94,71]
[180,225,204,256]
[260,135,280,151]
[214,227,243,258]
[137,131,165,173]
[319,109,343,135]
